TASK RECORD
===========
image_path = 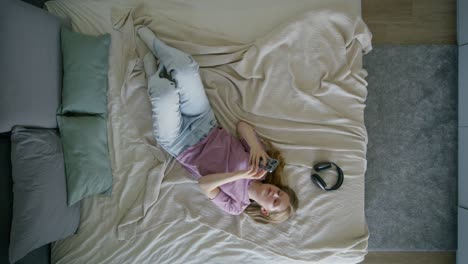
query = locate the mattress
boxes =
[45,0,371,263]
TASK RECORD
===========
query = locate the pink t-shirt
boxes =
[176,126,262,215]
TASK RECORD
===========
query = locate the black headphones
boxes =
[311,162,344,191]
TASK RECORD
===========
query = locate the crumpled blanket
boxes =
[48,2,372,263]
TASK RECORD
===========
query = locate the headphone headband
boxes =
[311,162,344,191]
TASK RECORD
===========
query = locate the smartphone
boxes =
[258,158,279,173]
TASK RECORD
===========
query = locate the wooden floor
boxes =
[362,0,457,44]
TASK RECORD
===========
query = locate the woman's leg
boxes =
[144,53,182,152]
[137,27,211,117]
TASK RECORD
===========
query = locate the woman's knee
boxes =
[147,73,177,99]
[167,55,199,79]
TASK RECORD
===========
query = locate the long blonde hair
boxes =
[244,139,299,224]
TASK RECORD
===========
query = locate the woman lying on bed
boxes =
[138,27,298,224]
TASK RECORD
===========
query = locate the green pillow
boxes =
[60,27,110,115]
[57,115,112,206]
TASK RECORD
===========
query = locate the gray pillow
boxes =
[59,27,110,115]
[0,0,63,133]
[57,115,113,206]
[9,126,80,263]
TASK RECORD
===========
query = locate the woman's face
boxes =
[256,183,290,213]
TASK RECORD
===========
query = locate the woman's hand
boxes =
[249,144,270,172]
[236,166,267,180]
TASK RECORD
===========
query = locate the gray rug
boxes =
[363,45,458,251]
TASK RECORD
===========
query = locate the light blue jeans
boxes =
[138,27,218,157]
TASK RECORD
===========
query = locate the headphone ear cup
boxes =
[311,174,327,191]
[314,162,332,171]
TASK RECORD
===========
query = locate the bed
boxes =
[2,0,372,263]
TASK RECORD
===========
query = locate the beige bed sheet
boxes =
[44,0,361,43]
[46,0,371,263]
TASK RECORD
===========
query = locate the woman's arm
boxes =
[237,121,270,171]
[198,172,241,199]
[198,167,267,199]
[237,121,262,150]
